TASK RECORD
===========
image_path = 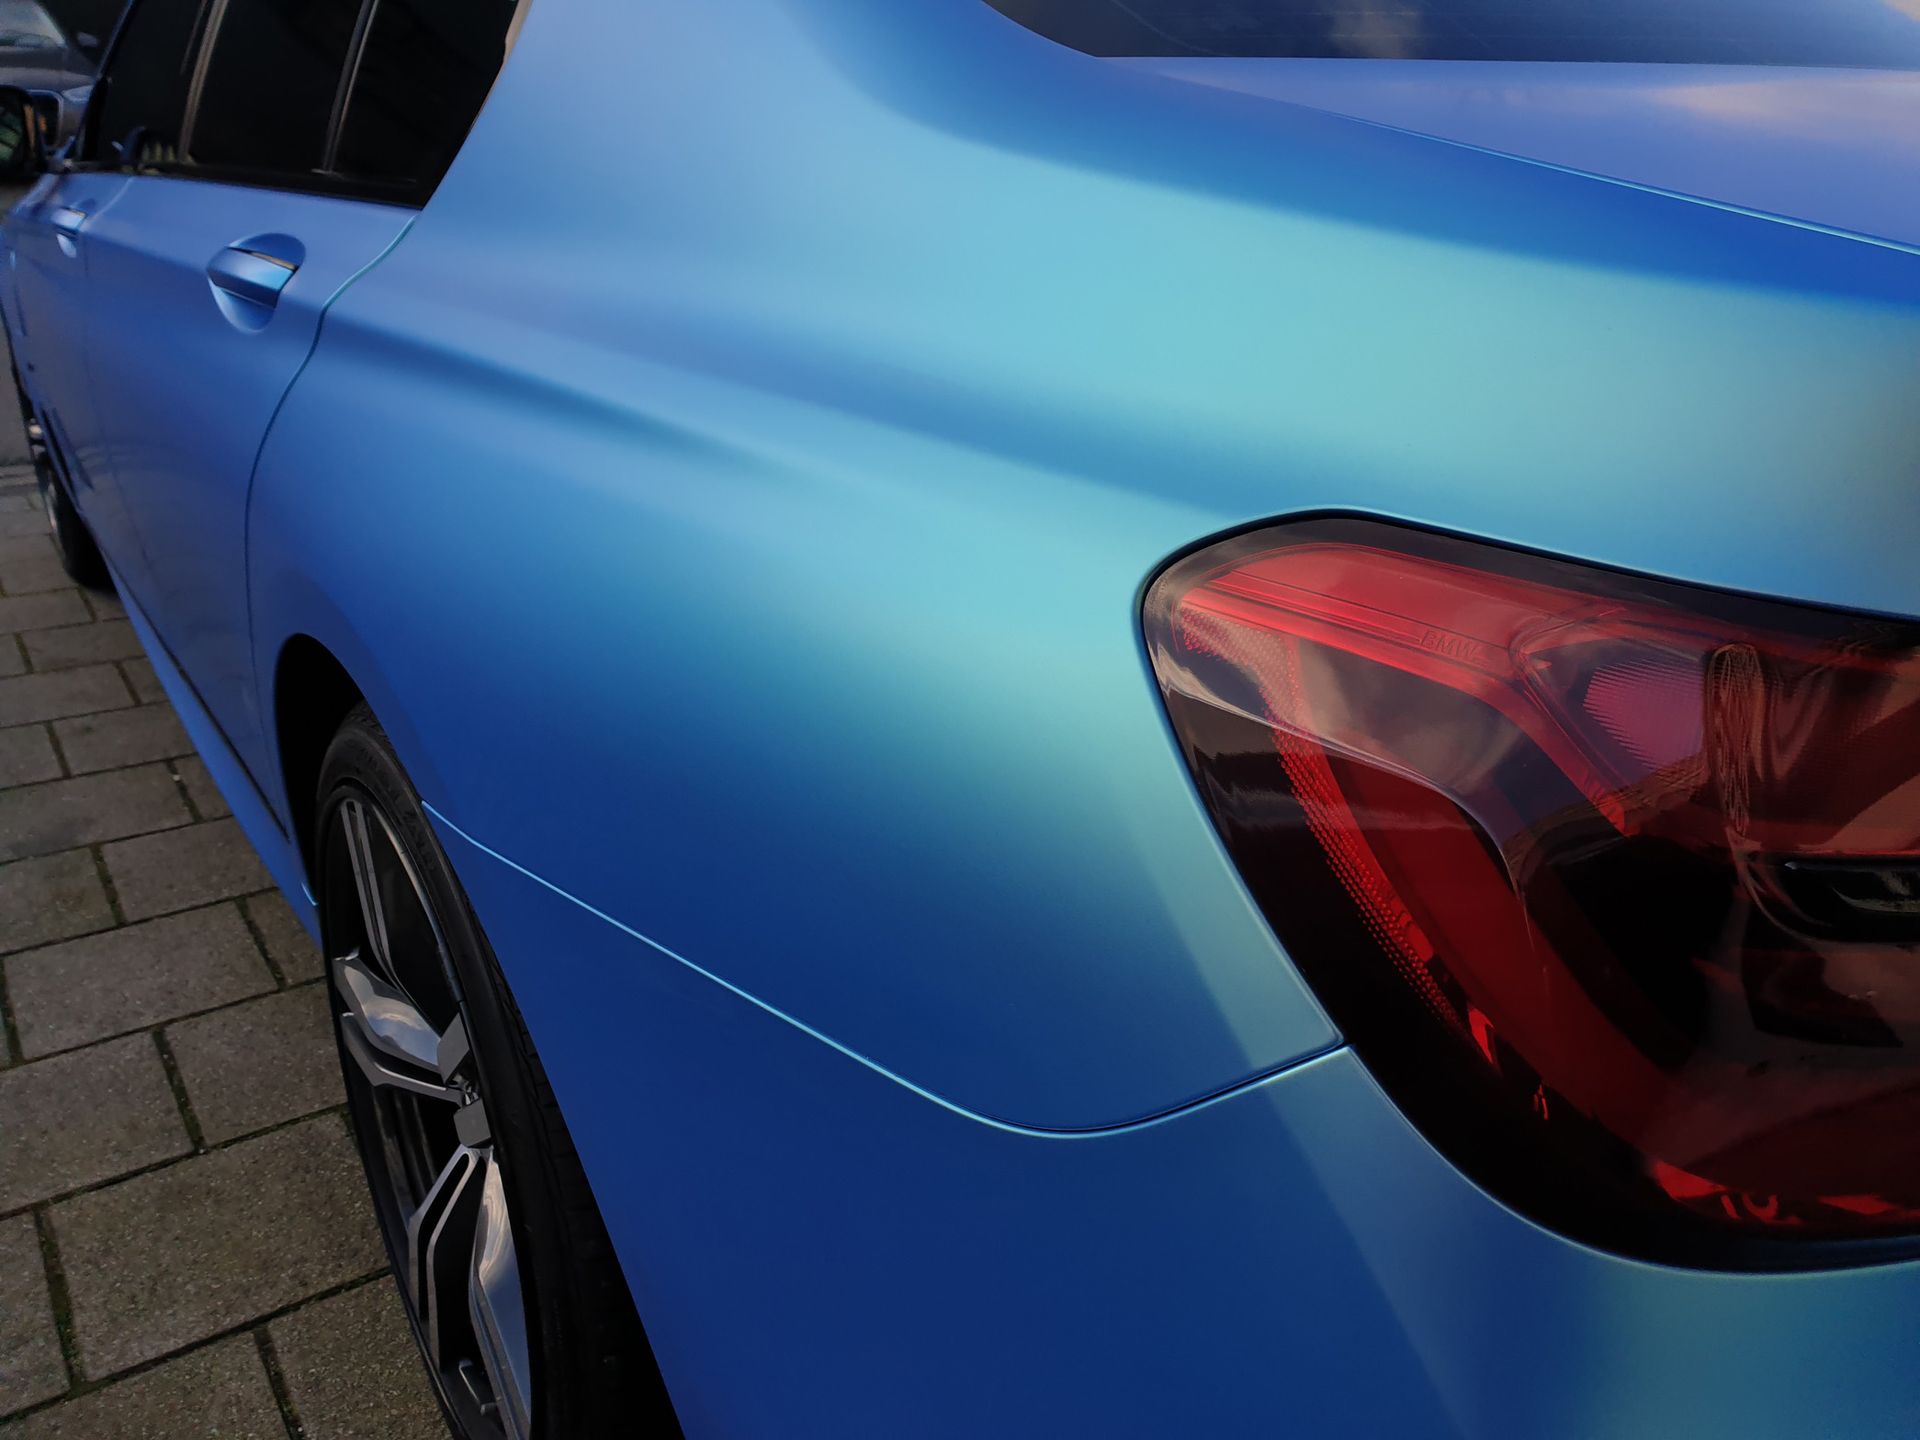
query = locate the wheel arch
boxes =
[250,450,454,895]
[262,604,451,894]
[272,634,367,881]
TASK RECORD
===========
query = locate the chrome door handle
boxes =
[206,245,298,309]
[50,206,87,238]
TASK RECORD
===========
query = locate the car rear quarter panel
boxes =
[437,817,1920,1439]
[248,0,1920,1136]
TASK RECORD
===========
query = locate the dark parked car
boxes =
[0,0,93,147]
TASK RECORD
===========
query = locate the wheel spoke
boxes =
[470,1159,534,1440]
[336,952,442,1071]
[335,954,462,1104]
[340,797,396,976]
[406,1145,486,1373]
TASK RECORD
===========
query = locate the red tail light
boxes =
[1145,519,1920,1263]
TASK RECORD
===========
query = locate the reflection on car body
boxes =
[3,0,1920,1435]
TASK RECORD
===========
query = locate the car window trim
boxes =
[78,159,422,206]
[321,0,378,174]
[171,0,227,159]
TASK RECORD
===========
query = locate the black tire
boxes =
[316,704,680,1439]
[13,373,107,588]
[37,453,108,589]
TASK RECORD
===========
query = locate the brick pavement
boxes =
[0,463,448,1438]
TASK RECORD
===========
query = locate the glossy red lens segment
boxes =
[1146,520,1920,1250]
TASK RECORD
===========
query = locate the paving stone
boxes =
[0,1336,284,1439]
[0,1035,190,1212]
[0,552,71,598]
[51,706,190,775]
[80,589,123,621]
[0,726,58,788]
[0,639,21,680]
[119,658,163,706]
[0,851,112,957]
[0,666,131,728]
[0,1214,65,1418]
[103,819,270,922]
[0,514,48,541]
[0,537,68,599]
[7,906,275,1058]
[244,891,322,983]
[51,1116,384,1376]
[0,592,86,637]
[19,622,140,674]
[168,985,340,1143]
[173,756,229,820]
[0,535,55,566]
[0,765,188,863]
[270,1279,445,1440]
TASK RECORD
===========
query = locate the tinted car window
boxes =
[985,0,1920,67]
[189,0,359,178]
[90,0,208,164]
[333,0,517,197]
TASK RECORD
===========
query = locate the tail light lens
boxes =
[1146,519,1920,1262]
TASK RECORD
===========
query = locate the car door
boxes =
[76,0,420,785]
[8,166,125,495]
[4,0,208,570]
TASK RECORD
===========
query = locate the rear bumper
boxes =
[435,814,1920,1440]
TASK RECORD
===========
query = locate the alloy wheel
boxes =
[29,422,75,564]
[323,791,534,1440]
[37,461,72,562]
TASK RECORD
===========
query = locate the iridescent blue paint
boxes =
[8,0,1919,1432]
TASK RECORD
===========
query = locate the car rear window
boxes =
[983,0,1920,68]
[332,0,518,197]
[189,0,360,179]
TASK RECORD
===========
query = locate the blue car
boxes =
[4,0,1920,1434]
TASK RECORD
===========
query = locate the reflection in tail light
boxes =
[1145,519,1920,1260]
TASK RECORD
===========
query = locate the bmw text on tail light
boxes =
[1146,519,1920,1263]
